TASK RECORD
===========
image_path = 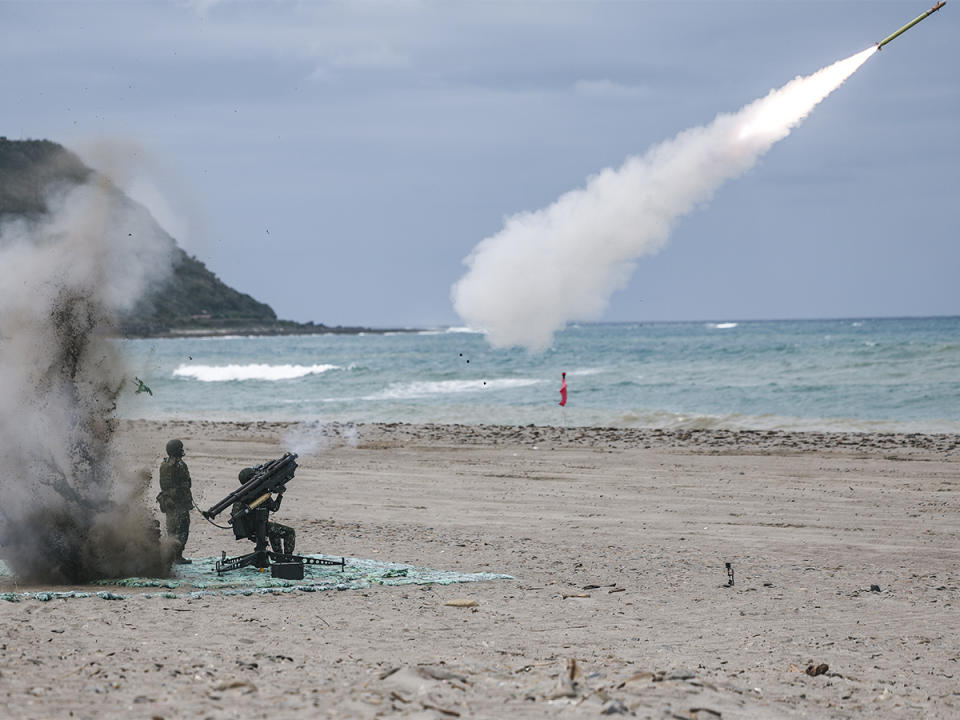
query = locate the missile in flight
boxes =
[876,1,946,50]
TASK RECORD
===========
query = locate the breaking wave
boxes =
[565,367,605,376]
[173,363,340,382]
[365,378,541,400]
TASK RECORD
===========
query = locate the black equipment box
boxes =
[271,562,304,580]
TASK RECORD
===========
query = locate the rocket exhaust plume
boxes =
[452,47,877,352]
[0,145,177,583]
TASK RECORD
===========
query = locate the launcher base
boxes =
[215,549,346,576]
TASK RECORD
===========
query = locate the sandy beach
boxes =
[1,420,958,719]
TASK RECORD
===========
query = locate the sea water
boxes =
[117,316,960,433]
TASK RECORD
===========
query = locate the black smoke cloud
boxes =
[0,156,178,583]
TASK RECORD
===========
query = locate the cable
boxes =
[192,500,233,530]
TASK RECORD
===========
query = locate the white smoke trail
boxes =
[281,421,358,456]
[452,48,876,352]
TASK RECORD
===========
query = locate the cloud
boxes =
[333,44,412,70]
[179,0,237,15]
[311,43,413,81]
[573,79,648,100]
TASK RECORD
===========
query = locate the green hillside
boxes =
[0,137,376,337]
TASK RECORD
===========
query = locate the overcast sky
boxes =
[2,0,957,328]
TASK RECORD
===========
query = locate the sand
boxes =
[1,420,958,719]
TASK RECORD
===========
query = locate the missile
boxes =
[876,1,946,50]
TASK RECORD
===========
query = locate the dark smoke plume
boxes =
[0,151,177,583]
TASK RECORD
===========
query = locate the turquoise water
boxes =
[117,317,960,433]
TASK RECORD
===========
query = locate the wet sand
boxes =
[1,420,958,719]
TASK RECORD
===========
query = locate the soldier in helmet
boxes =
[157,439,194,564]
[232,467,296,556]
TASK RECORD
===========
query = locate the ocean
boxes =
[117,316,960,434]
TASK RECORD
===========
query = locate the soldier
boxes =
[157,439,194,564]
[233,467,296,556]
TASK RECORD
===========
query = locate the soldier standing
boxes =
[158,439,194,564]
[233,467,296,556]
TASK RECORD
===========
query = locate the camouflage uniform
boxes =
[158,439,194,563]
[232,468,296,556]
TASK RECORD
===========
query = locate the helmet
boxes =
[165,439,184,458]
[238,467,256,485]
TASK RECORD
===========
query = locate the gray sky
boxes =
[2,0,957,328]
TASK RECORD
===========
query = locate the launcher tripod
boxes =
[202,452,346,578]
[215,505,345,577]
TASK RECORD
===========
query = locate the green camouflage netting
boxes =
[0,556,512,602]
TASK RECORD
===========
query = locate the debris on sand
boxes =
[550,658,581,700]
[444,598,479,608]
[377,665,469,717]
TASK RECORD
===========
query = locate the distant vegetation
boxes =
[0,137,391,337]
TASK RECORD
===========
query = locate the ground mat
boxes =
[0,555,512,602]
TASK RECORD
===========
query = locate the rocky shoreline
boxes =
[128,418,960,460]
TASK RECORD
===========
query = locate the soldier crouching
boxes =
[268,521,296,557]
[233,467,296,556]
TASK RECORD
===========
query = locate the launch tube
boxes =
[876,1,946,50]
